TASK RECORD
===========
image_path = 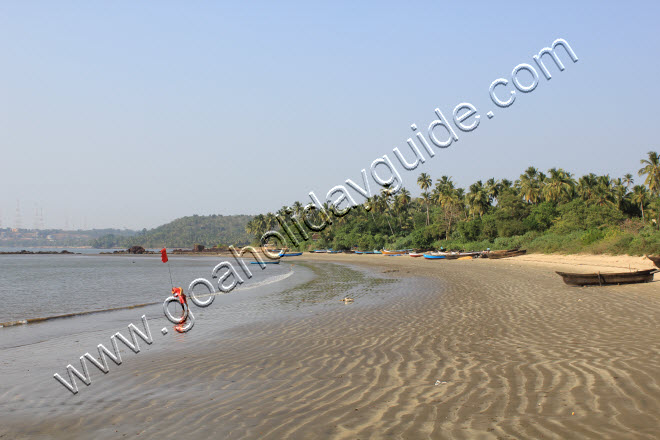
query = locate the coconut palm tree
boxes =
[632,185,650,222]
[638,151,660,195]
[437,188,463,239]
[518,167,541,204]
[485,178,501,205]
[639,151,660,225]
[417,173,432,225]
[543,168,575,203]
[466,181,489,218]
[623,173,634,188]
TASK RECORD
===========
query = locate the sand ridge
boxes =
[1,254,659,439]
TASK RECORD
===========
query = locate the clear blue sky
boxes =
[1,0,659,229]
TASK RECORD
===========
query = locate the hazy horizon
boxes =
[2,1,659,229]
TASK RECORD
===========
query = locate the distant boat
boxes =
[409,253,424,257]
[486,249,527,259]
[372,250,382,254]
[423,254,446,260]
[386,253,404,256]
[355,251,363,254]
[251,261,280,264]
[327,250,341,253]
[381,249,401,255]
[280,252,302,257]
[312,250,327,253]
[556,269,657,286]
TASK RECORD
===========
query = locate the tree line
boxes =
[245,151,660,255]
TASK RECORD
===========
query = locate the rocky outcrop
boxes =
[128,246,146,254]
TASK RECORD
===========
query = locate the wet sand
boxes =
[2,254,659,439]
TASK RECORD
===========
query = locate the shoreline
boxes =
[2,255,659,438]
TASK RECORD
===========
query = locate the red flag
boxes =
[161,248,168,263]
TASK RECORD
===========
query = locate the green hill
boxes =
[91,214,253,248]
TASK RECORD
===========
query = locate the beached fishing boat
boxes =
[381,249,403,255]
[555,269,657,286]
[486,249,527,259]
[647,255,660,268]
[423,254,446,260]
[280,252,302,257]
[312,250,327,253]
[409,253,423,257]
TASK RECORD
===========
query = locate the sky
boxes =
[1,0,659,230]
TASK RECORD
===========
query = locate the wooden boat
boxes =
[312,250,327,253]
[486,249,527,259]
[458,252,482,257]
[382,249,403,255]
[556,269,657,286]
[251,261,280,264]
[423,254,446,260]
[647,255,660,268]
[409,253,424,257]
[280,252,302,257]
[457,256,474,260]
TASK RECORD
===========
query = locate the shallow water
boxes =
[0,258,419,415]
[0,254,290,324]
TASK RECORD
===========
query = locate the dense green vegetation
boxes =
[246,151,660,256]
[91,214,253,248]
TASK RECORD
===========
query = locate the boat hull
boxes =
[556,269,657,286]
[486,250,527,259]
[647,255,660,268]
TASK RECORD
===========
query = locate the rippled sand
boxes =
[2,254,659,439]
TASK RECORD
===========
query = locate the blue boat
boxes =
[251,261,280,264]
[423,254,446,260]
[386,254,404,257]
[281,252,302,257]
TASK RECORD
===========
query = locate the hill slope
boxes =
[91,214,253,248]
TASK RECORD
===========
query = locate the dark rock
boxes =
[128,246,146,254]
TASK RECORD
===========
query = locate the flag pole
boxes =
[161,248,174,289]
[167,261,174,290]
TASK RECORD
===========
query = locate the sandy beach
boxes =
[1,253,659,439]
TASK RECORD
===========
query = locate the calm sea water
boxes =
[0,253,290,323]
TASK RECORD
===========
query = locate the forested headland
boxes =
[91,214,253,248]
